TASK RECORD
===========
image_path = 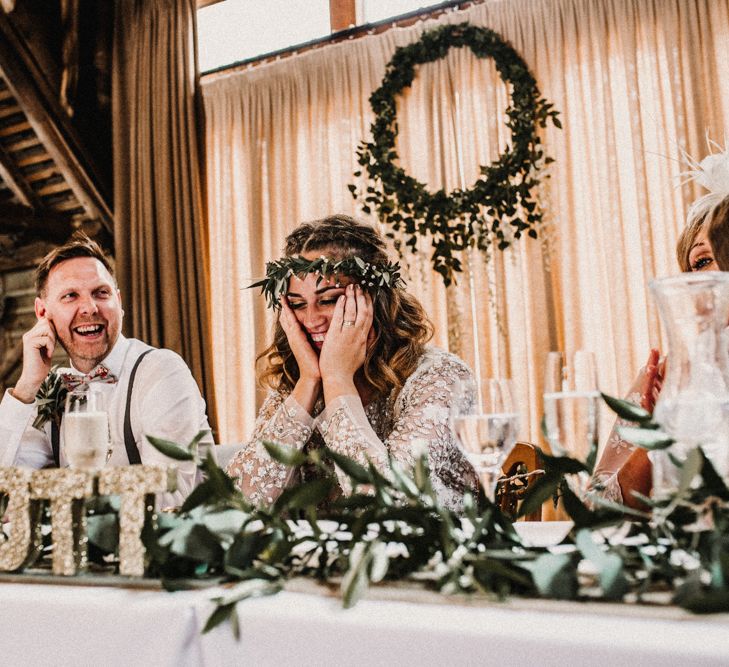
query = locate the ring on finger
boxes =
[343,320,356,327]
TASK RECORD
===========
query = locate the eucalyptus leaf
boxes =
[342,542,372,608]
[262,441,307,467]
[529,553,578,600]
[678,447,703,495]
[616,426,673,450]
[273,478,334,512]
[87,513,119,553]
[517,472,561,519]
[326,449,372,485]
[601,393,653,424]
[180,480,215,514]
[146,435,195,461]
[699,449,729,499]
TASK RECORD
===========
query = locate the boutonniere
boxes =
[32,368,68,431]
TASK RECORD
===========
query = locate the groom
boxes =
[0,234,213,507]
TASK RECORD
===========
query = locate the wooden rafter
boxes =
[329,0,357,32]
[0,139,42,208]
[0,11,113,234]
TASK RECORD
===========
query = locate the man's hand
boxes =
[12,317,56,403]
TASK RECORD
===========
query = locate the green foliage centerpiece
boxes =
[351,23,561,285]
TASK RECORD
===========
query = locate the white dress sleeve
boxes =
[589,391,642,504]
[317,350,478,508]
[226,390,314,505]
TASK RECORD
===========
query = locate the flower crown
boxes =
[680,136,729,226]
[249,254,405,309]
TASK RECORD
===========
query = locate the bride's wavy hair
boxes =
[258,214,433,396]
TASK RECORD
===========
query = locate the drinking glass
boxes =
[543,350,600,496]
[63,388,112,468]
[451,378,520,502]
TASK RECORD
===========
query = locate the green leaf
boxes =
[273,478,334,512]
[529,553,578,599]
[146,435,195,461]
[179,480,215,514]
[699,448,729,499]
[342,542,372,608]
[601,393,652,424]
[203,452,237,498]
[225,532,270,571]
[87,513,119,553]
[325,449,373,485]
[561,486,595,527]
[616,426,673,450]
[678,447,702,495]
[262,441,307,467]
[539,450,588,474]
[204,580,282,635]
[575,529,628,600]
[674,574,729,613]
[517,471,561,519]
[201,510,248,540]
[203,603,236,635]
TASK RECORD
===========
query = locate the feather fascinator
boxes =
[679,136,729,226]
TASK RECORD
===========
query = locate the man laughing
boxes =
[0,234,213,507]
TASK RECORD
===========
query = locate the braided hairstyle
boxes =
[258,214,433,397]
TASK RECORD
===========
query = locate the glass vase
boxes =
[649,272,729,497]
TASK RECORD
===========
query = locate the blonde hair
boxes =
[676,210,708,272]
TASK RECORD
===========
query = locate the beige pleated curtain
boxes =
[112,0,217,431]
[202,0,729,448]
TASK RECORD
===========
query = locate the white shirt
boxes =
[0,335,213,508]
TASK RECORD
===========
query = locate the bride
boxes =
[226,214,477,510]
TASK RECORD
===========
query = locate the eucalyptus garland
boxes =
[351,22,561,285]
[249,254,404,308]
[17,394,729,638]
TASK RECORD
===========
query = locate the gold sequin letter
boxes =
[98,466,177,577]
[0,468,40,571]
[31,469,95,576]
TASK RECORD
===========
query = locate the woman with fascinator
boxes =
[591,144,727,508]
[226,214,477,510]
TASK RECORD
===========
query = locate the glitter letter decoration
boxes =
[0,468,41,571]
[98,465,177,576]
[31,469,95,575]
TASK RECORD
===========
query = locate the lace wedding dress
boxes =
[226,347,478,510]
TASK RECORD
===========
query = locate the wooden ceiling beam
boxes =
[0,12,113,235]
[330,0,357,32]
[0,139,42,208]
[0,201,72,245]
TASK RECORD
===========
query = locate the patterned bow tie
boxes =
[60,365,118,392]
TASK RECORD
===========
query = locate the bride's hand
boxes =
[629,348,663,414]
[280,298,321,382]
[319,284,373,387]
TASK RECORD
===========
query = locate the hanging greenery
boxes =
[350,22,561,285]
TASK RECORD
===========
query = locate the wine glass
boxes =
[451,378,520,502]
[63,387,112,468]
[542,350,600,496]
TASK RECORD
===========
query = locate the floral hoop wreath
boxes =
[249,255,404,309]
[351,22,561,285]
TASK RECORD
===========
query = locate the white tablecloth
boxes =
[1,579,728,666]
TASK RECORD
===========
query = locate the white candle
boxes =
[63,411,110,469]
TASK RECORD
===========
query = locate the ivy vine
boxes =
[350,22,561,285]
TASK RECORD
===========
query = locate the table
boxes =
[1,578,728,666]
